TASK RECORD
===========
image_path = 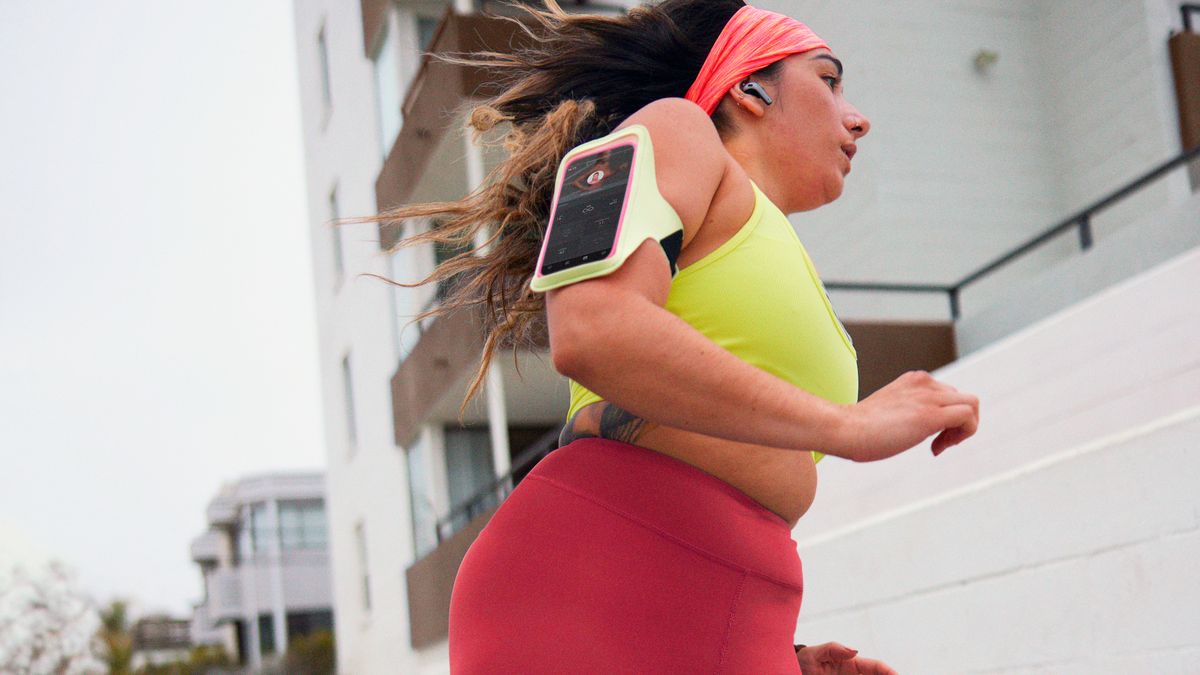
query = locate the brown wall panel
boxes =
[1169,31,1200,151]
[842,321,958,399]
[406,504,499,649]
[391,307,487,448]
[360,0,390,57]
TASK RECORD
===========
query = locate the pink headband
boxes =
[684,5,830,116]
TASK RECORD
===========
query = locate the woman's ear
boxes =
[726,82,769,118]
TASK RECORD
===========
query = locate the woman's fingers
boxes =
[811,641,859,662]
[932,403,978,455]
[853,656,899,674]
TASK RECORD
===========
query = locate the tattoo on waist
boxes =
[559,402,658,447]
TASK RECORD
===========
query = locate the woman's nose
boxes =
[846,108,870,139]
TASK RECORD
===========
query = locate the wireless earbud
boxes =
[740,81,774,105]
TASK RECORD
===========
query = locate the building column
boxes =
[240,509,262,671]
[266,498,288,657]
[463,124,512,483]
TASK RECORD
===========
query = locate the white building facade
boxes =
[190,472,333,670]
[290,0,1199,673]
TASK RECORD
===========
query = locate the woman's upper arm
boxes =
[545,98,727,370]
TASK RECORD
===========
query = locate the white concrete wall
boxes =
[782,0,1192,336]
[792,245,1200,673]
[292,1,422,673]
[957,190,1200,353]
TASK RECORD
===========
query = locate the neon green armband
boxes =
[530,124,684,293]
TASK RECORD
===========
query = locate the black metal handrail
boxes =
[434,427,560,544]
[823,144,1200,320]
[1183,4,1200,32]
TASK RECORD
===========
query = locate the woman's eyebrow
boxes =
[810,54,844,77]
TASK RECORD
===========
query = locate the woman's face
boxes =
[737,49,870,212]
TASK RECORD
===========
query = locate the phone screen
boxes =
[540,143,635,275]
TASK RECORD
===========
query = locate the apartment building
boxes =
[291,0,1200,672]
[190,472,333,670]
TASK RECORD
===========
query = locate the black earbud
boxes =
[740,81,774,105]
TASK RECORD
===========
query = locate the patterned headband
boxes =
[684,4,830,116]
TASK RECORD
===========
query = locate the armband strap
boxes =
[530,123,685,293]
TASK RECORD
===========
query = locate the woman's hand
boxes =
[796,642,899,674]
[830,370,980,463]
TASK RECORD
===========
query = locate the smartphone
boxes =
[538,141,636,276]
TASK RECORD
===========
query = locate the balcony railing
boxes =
[822,144,1200,319]
[434,427,560,544]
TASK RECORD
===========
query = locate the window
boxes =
[416,16,440,52]
[355,521,371,612]
[258,614,276,655]
[342,354,358,455]
[278,500,327,551]
[373,15,402,158]
[286,610,334,640]
[391,250,421,362]
[329,184,345,287]
[317,23,333,116]
[406,432,438,560]
[444,425,497,532]
[248,502,273,555]
[432,222,472,302]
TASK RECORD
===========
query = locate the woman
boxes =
[364,1,980,671]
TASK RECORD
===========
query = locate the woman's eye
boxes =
[822,76,841,90]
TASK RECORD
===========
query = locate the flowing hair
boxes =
[339,0,781,418]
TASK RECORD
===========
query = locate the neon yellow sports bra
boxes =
[566,179,859,464]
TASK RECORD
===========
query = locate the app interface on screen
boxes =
[541,143,634,274]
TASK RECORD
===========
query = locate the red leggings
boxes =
[448,437,804,674]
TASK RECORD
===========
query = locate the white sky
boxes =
[0,0,324,616]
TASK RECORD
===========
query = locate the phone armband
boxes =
[529,124,684,293]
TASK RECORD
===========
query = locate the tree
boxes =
[135,644,235,675]
[98,600,132,675]
[0,560,106,674]
[282,630,334,675]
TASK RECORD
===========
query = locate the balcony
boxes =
[189,530,223,564]
[200,550,332,625]
[405,428,558,650]
[205,489,238,527]
[390,300,557,448]
[374,9,538,250]
[203,568,243,624]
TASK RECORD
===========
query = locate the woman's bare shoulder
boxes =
[614,98,732,249]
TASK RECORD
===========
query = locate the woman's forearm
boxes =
[553,291,856,458]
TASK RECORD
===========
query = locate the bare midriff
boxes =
[631,422,817,528]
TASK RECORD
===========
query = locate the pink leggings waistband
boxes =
[530,437,802,588]
[449,438,805,673]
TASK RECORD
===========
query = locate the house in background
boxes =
[290,0,1200,672]
[130,615,191,671]
[190,472,333,671]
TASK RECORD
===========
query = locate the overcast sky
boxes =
[0,0,325,616]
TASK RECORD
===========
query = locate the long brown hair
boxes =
[340,0,781,417]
